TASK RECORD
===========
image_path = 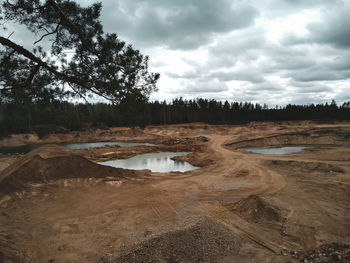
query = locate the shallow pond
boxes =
[98,152,198,173]
[243,146,306,155]
[0,141,153,154]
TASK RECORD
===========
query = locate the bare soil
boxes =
[0,121,349,263]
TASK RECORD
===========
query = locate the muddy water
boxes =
[98,152,198,173]
[0,141,154,154]
[243,146,306,155]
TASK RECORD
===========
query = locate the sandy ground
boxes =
[0,121,350,263]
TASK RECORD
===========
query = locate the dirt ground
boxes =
[0,121,349,263]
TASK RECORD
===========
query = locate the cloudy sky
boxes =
[6,0,350,106]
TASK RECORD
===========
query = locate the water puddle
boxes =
[243,146,306,155]
[98,152,198,173]
[0,141,154,154]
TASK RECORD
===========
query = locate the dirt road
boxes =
[0,122,349,262]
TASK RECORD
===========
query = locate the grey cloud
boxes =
[334,88,350,102]
[332,55,350,71]
[290,69,350,82]
[208,28,350,85]
[258,0,343,17]
[282,48,350,82]
[282,2,350,49]
[306,5,350,49]
[254,81,283,91]
[183,80,229,94]
[269,47,315,71]
[165,71,199,80]
[209,69,265,83]
[100,0,258,50]
[289,81,333,93]
[207,26,267,67]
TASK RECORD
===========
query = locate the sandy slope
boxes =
[0,121,350,262]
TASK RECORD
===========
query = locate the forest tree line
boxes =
[1,98,349,135]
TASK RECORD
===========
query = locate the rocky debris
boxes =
[280,217,287,235]
[99,217,241,263]
[287,243,350,263]
[227,195,282,224]
[281,247,288,256]
[166,136,209,145]
[0,232,31,263]
[196,136,210,142]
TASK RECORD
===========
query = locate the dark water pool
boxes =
[243,146,306,155]
[98,152,198,173]
[0,141,154,154]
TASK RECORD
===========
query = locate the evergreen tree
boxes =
[0,0,159,103]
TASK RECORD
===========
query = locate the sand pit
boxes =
[0,121,349,262]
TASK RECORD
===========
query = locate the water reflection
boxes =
[243,146,306,155]
[99,152,198,173]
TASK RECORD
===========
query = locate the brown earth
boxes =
[0,121,350,263]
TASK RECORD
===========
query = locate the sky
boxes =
[4,0,350,106]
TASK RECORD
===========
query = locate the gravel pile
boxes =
[100,217,241,263]
[286,242,350,263]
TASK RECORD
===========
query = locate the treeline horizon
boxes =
[1,98,349,135]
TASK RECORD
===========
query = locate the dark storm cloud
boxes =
[306,12,350,49]
[259,0,343,16]
[282,1,350,49]
[100,0,258,50]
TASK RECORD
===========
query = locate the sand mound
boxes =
[229,195,281,223]
[100,217,242,263]
[0,145,141,196]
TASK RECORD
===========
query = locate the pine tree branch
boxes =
[0,49,15,67]
[0,36,114,102]
[34,22,61,45]
[47,0,96,54]
[25,64,41,88]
